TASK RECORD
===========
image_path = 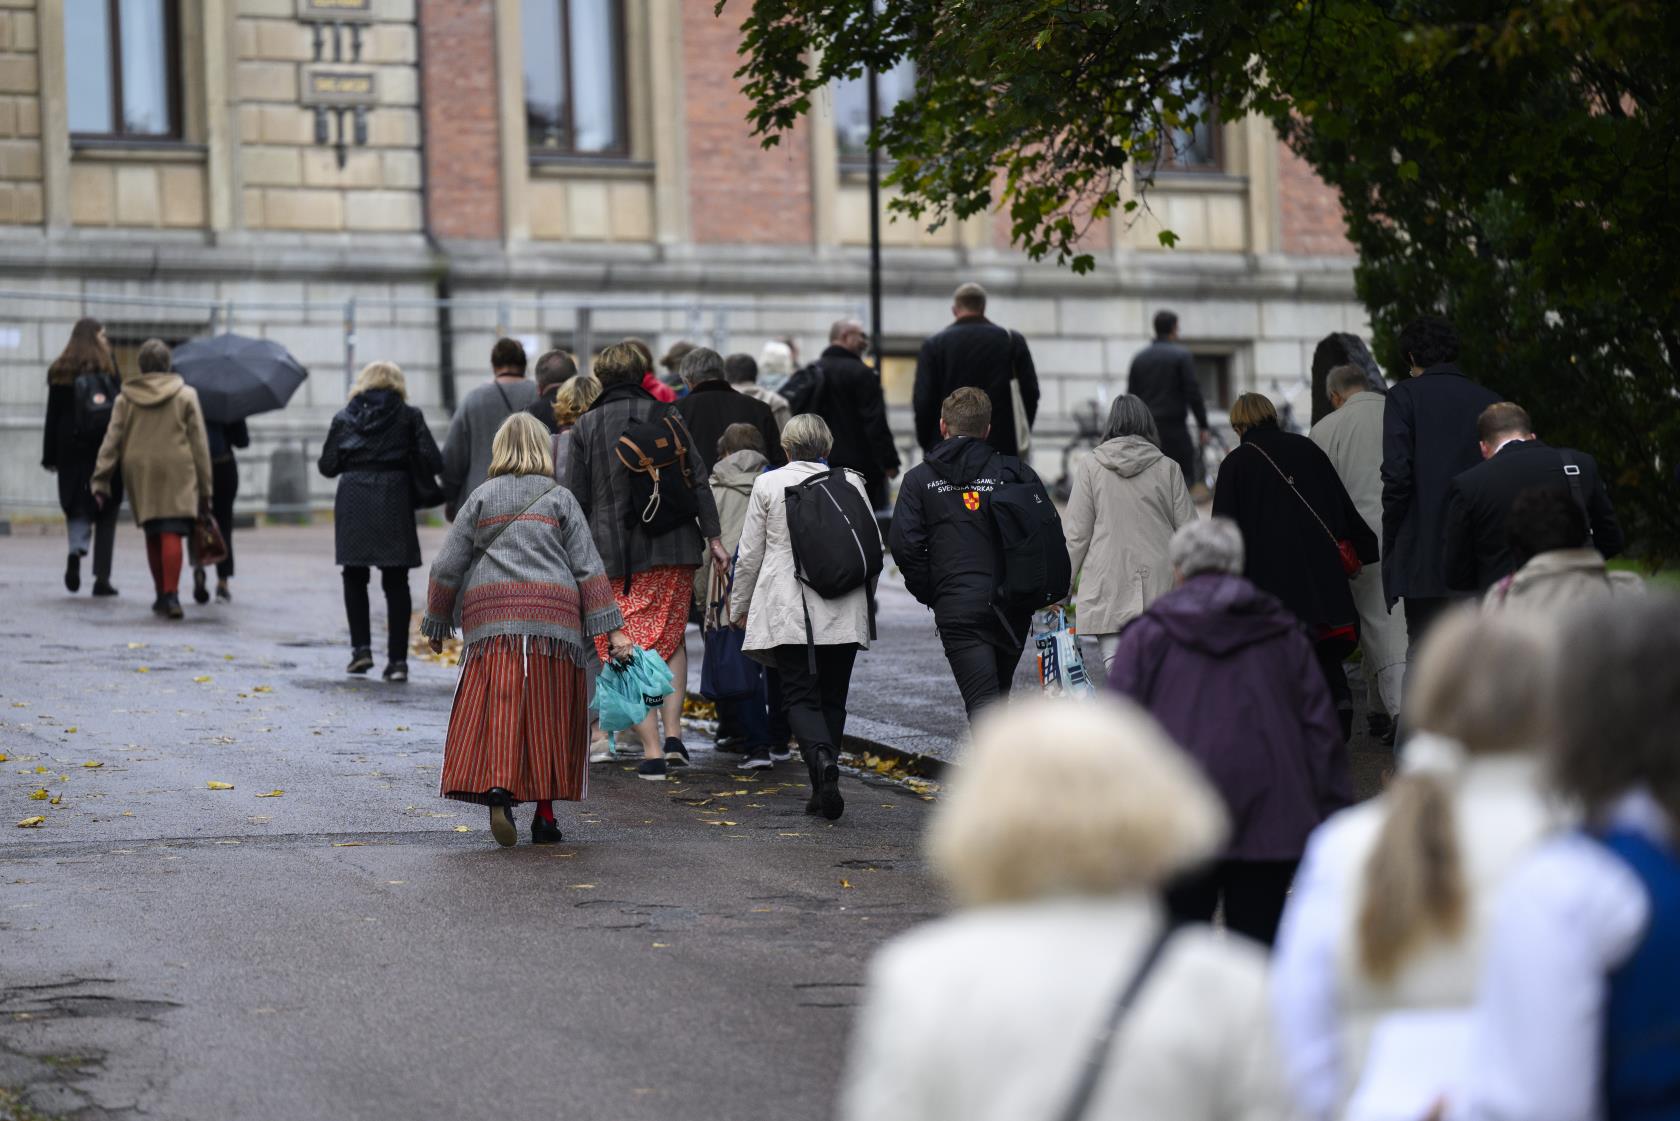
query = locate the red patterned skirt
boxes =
[595,563,695,662]
[441,636,589,805]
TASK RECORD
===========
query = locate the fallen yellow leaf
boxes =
[192,675,212,684]
[28,788,48,801]
[705,820,740,827]
[0,754,7,762]
[32,765,47,774]
[223,654,235,661]
[64,726,77,733]
[17,816,45,828]
[332,842,366,847]
[127,642,144,649]
[840,879,854,889]
[49,794,62,806]
[206,781,234,791]
[453,825,471,832]
[135,666,149,673]
[254,790,284,798]
[651,942,669,948]
[571,883,596,889]
[252,685,273,694]
[82,761,103,769]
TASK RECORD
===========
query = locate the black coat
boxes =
[525,387,559,434]
[784,346,900,488]
[1380,364,1503,604]
[913,318,1039,458]
[889,435,1037,636]
[1442,439,1624,594]
[674,380,785,472]
[1127,340,1210,432]
[1212,424,1378,633]
[318,389,442,569]
[43,376,122,517]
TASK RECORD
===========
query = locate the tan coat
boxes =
[730,461,876,659]
[1064,436,1197,636]
[695,448,769,610]
[92,372,213,527]
[1485,547,1644,614]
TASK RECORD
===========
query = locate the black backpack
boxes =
[780,362,828,416]
[988,456,1072,612]
[72,372,120,443]
[614,413,699,536]
[785,467,883,667]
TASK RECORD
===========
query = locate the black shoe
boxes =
[215,582,231,603]
[151,595,168,616]
[163,594,184,620]
[92,579,119,597]
[382,661,408,683]
[486,789,517,848]
[768,743,792,762]
[65,553,80,593]
[192,568,209,605]
[637,758,668,782]
[713,735,747,755]
[531,815,562,845]
[346,647,375,674]
[814,745,844,821]
[738,747,773,771]
[663,738,691,768]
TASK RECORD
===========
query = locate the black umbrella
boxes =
[172,333,309,423]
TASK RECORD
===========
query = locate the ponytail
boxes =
[1356,772,1467,983]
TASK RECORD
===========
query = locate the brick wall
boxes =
[418,0,499,241]
[1277,141,1354,256]
[236,0,423,234]
[681,0,811,245]
[0,2,41,225]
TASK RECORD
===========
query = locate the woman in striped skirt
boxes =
[423,413,633,847]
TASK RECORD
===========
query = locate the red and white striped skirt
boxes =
[440,636,589,805]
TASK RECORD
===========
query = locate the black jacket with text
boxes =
[889,435,1039,638]
[1442,438,1623,594]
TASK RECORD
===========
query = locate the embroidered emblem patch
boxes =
[962,490,981,511]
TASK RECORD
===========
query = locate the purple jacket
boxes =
[1107,572,1351,861]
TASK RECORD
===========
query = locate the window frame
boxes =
[833,65,916,172]
[524,0,631,162]
[69,0,185,145]
[1159,98,1222,174]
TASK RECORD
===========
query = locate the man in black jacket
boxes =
[1127,309,1211,488]
[1380,315,1502,653]
[674,347,783,472]
[524,348,577,434]
[1443,401,1623,594]
[782,319,899,508]
[890,388,1037,720]
[913,282,1039,459]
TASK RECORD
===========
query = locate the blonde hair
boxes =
[1357,607,1555,981]
[781,413,833,461]
[1229,392,1278,433]
[351,360,407,401]
[929,696,1227,906]
[594,341,645,387]
[487,412,555,479]
[552,374,601,428]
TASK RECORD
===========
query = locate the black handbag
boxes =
[408,412,445,509]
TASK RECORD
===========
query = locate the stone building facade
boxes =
[0,0,1362,516]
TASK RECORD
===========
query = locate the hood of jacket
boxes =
[1509,547,1607,588]
[343,387,407,435]
[1092,435,1166,479]
[119,371,185,408]
[923,436,997,487]
[711,449,769,493]
[1148,572,1300,656]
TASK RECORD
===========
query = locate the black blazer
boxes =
[1380,364,1503,604]
[1442,439,1624,593]
[913,318,1039,457]
[1127,340,1210,432]
[784,346,900,484]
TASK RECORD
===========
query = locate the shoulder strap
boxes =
[1054,924,1174,1121]
[1558,450,1593,539]
[467,481,557,578]
[494,382,516,415]
[1244,441,1341,552]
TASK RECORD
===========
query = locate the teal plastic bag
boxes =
[590,648,675,733]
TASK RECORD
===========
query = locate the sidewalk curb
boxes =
[840,734,950,780]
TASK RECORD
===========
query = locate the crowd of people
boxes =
[38,289,1671,1115]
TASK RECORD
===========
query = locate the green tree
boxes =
[728,0,1680,558]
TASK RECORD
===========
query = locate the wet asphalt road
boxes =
[0,524,940,1121]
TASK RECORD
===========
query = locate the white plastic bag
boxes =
[1033,606,1095,698]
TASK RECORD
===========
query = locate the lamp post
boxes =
[865,5,883,375]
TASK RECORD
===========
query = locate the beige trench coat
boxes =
[729,461,875,660]
[1063,436,1198,636]
[91,372,213,527]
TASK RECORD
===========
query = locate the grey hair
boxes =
[1170,517,1244,577]
[1327,363,1370,400]
[678,346,727,386]
[759,340,795,377]
[1100,395,1162,446]
[782,413,834,462]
